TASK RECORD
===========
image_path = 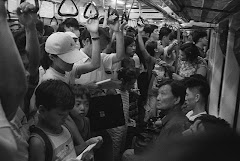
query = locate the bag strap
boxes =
[29,125,53,161]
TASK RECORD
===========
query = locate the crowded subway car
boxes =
[1,0,240,161]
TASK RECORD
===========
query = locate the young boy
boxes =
[70,84,91,141]
[29,80,77,161]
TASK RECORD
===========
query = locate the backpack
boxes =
[29,125,53,161]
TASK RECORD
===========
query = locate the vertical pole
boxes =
[175,28,181,73]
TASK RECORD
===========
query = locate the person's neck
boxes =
[82,47,91,58]
[196,43,204,50]
[149,37,155,42]
[37,118,63,134]
[161,40,167,47]
[51,65,65,74]
[192,103,206,116]
[162,104,181,116]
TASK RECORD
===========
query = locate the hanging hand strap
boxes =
[107,6,119,24]
[83,1,99,19]
[58,0,79,17]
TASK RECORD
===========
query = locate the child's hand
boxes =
[87,136,103,149]
[16,2,38,29]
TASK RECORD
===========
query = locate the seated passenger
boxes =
[184,75,210,120]
[122,80,191,161]
[140,115,239,161]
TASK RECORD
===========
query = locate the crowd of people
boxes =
[1,1,240,161]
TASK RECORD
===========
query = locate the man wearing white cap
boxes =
[65,31,81,50]
[41,19,100,84]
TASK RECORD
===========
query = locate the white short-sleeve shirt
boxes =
[74,49,116,85]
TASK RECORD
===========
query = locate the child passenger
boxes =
[70,84,91,141]
[28,80,78,161]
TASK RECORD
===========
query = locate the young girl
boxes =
[107,67,138,161]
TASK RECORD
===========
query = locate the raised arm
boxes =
[17,2,40,76]
[102,8,108,28]
[75,19,100,76]
[137,25,152,62]
[110,21,126,64]
[0,0,27,120]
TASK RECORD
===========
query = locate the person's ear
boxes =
[49,54,56,61]
[38,105,47,114]
[174,97,180,105]
[195,93,200,102]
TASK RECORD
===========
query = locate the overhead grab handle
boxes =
[83,1,99,20]
[50,16,58,25]
[137,16,145,27]
[121,11,128,23]
[19,0,39,13]
[137,2,145,27]
[107,6,119,24]
[50,2,58,25]
[58,0,79,17]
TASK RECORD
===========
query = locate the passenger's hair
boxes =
[146,41,157,57]
[57,23,65,32]
[192,30,207,44]
[40,43,54,70]
[159,27,172,40]
[126,26,136,37]
[70,84,90,101]
[185,75,210,102]
[118,67,138,85]
[35,80,75,111]
[43,25,54,37]
[143,24,158,36]
[180,42,200,63]
[63,18,79,29]
[194,114,231,133]
[124,35,135,51]
[158,79,186,105]
[169,30,177,41]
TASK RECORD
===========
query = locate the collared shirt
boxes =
[74,49,116,85]
[40,67,76,85]
[157,107,190,141]
[186,110,207,121]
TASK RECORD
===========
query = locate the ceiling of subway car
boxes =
[160,0,240,23]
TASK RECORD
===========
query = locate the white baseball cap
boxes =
[45,32,82,64]
[65,31,78,39]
